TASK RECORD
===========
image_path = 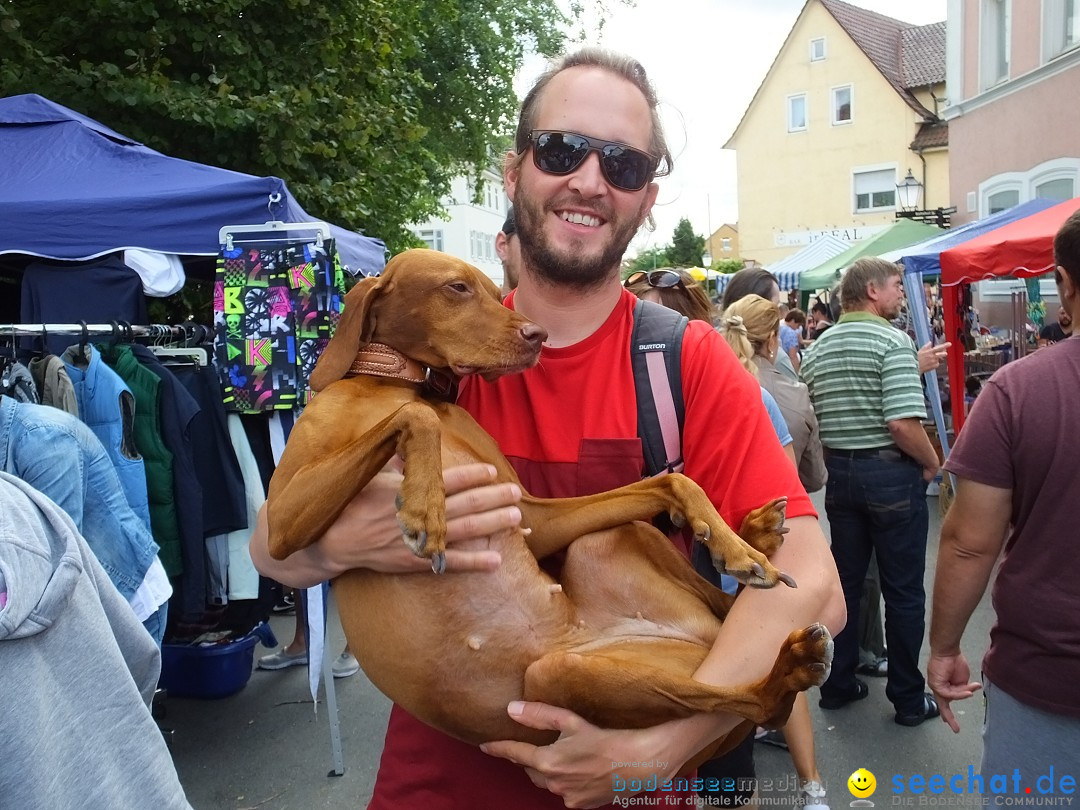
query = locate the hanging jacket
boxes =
[98,343,182,578]
[0,472,192,809]
[61,343,153,532]
[0,395,160,601]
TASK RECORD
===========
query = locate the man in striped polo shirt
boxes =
[801,257,942,727]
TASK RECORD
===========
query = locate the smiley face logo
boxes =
[848,768,877,798]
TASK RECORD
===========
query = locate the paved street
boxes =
[167,490,996,809]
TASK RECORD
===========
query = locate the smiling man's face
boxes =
[506,66,659,290]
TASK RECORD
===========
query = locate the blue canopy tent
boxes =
[0,94,386,276]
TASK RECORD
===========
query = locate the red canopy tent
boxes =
[939,196,1080,432]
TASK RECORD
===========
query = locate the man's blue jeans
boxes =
[819,452,929,715]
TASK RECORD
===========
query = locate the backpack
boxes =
[629,298,688,477]
[631,300,730,589]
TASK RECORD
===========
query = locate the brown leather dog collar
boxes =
[347,343,456,397]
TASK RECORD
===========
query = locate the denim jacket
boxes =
[0,395,160,600]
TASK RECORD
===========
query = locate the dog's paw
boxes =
[397,517,448,574]
[738,497,789,557]
[697,521,796,589]
[780,623,833,690]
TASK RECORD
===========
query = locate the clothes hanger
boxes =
[218,220,331,253]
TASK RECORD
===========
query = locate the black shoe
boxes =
[818,678,869,710]
[271,593,296,615]
[894,693,940,727]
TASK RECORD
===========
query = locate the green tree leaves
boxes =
[0,0,567,251]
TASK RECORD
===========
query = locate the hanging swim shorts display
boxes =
[214,238,345,412]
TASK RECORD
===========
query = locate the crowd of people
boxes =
[5,42,1076,810]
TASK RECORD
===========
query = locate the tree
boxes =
[624,246,672,275]
[667,218,705,267]
[713,259,744,274]
[0,1,569,252]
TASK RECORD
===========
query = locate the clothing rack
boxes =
[0,323,210,344]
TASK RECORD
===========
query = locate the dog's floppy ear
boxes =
[308,276,383,391]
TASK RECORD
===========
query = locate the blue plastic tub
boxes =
[160,622,277,699]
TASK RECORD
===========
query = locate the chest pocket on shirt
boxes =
[576,438,643,495]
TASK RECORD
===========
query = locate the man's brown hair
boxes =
[1054,208,1080,288]
[840,257,901,311]
[511,48,672,181]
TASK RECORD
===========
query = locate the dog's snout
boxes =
[520,322,548,351]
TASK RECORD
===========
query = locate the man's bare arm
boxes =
[928,477,1010,731]
[888,417,941,479]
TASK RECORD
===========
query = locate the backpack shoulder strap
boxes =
[630,298,688,477]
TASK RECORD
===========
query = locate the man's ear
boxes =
[503,150,520,202]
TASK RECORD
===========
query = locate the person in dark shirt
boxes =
[1038,305,1073,345]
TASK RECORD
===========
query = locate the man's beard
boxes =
[514,181,644,291]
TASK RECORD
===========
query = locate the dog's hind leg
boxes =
[521,625,832,752]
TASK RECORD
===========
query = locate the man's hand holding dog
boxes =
[250,463,520,587]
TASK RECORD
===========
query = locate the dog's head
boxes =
[309,249,547,391]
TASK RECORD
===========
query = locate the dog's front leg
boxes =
[267,402,445,565]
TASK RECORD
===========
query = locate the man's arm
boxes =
[888,417,941,480]
[928,477,1011,732]
[482,516,844,808]
[249,464,522,587]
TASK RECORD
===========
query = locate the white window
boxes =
[987,188,1020,214]
[810,38,826,62]
[1035,177,1075,200]
[787,94,807,132]
[417,228,444,252]
[981,0,1010,89]
[469,230,479,259]
[853,168,896,212]
[721,238,732,253]
[832,85,853,125]
[1043,0,1080,60]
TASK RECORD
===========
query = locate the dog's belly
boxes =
[332,549,583,745]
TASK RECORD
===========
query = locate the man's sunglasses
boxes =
[623,269,686,289]
[528,130,658,192]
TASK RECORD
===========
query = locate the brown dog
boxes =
[266,248,831,766]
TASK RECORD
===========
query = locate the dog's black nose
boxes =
[520,322,548,351]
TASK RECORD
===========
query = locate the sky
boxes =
[515,0,947,259]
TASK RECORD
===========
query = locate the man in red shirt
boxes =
[252,48,844,809]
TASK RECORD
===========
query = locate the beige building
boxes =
[705,223,740,263]
[726,0,949,266]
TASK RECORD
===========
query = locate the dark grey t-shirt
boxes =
[945,336,1080,718]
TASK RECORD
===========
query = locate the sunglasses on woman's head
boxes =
[528,130,658,192]
[623,269,685,289]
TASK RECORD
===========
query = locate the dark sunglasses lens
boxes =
[648,270,682,288]
[534,132,589,175]
[624,271,646,287]
[601,146,652,191]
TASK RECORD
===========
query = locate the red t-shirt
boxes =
[367,289,815,810]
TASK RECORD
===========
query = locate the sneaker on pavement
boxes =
[801,779,829,810]
[257,647,308,670]
[332,652,360,679]
[271,592,296,615]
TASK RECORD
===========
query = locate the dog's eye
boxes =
[447,282,470,294]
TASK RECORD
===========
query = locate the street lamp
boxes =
[894,167,955,228]
[896,169,923,212]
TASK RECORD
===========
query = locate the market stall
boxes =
[939,196,1080,431]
